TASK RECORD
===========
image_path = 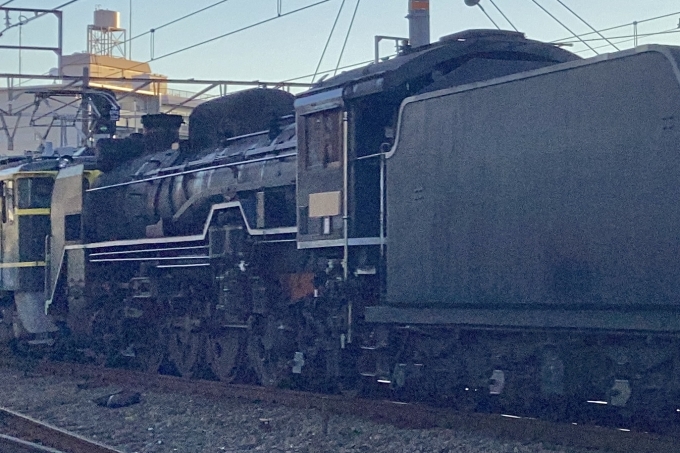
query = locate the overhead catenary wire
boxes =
[0,0,80,10]
[0,0,82,89]
[16,0,234,86]
[561,28,680,44]
[552,10,680,43]
[295,7,678,86]
[571,27,680,54]
[12,1,322,96]
[286,57,375,83]
[67,0,234,68]
[19,0,331,86]
[51,0,80,9]
[147,0,331,64]
[488,0,518,32]
[312,0,346,83]
[476,4,501,30]
[5,2,679,91]
[23,6,680,87]
[334,0,361,76]
[553,0,619,51]
[128,0,231,47]
[530,0,598,54]
[0,0,80,36]
[7,0,331,91]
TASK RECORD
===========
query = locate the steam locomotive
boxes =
[3,29,680,421]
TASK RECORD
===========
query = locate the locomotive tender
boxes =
[3,29,680,418]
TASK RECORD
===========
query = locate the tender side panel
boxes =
[386,50,680,311]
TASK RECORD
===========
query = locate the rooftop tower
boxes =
[87,8,126,58]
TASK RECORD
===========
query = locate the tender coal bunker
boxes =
[418,56,558,94]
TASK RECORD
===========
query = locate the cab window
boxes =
[17,177,54,209]
[2,180,14,223]
[0,182,4,223]
[300,109,342,169]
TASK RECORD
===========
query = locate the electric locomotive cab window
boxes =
[1,180,14,223]
[300,109,342,169]
[17,177,54,209]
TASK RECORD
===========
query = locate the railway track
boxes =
[0,434,63,453]
[0,405,123,453]
[31,361,678,453]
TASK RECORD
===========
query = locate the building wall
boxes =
[0,54,204,155]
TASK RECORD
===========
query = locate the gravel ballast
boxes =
[0,367,609,453]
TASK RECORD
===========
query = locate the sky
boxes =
[0,0,679,87]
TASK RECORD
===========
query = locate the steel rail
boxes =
[0,407,123,453]
[35,362,680,453]
[0,433,65,453]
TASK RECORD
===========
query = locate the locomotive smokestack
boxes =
[408,0,430,48]
[141,113,184,153]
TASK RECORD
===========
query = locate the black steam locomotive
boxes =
[4,29,680,420]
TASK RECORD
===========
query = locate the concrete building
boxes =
[0,9,204,155]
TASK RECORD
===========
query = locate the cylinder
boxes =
[408,0,430,48]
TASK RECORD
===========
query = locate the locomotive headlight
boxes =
[58,155,73,168]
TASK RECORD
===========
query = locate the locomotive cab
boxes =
[0,167,57,342]
[294,29,580,279]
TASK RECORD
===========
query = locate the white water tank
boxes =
[93,9,121,30]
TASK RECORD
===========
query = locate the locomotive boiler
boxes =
[6,28,680,421]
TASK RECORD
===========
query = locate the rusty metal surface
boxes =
[0,407,124,453]
[35,361,679,453]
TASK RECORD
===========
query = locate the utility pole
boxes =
[81,67,90,146]
[129,0,133,59]
[0,6,64,75]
